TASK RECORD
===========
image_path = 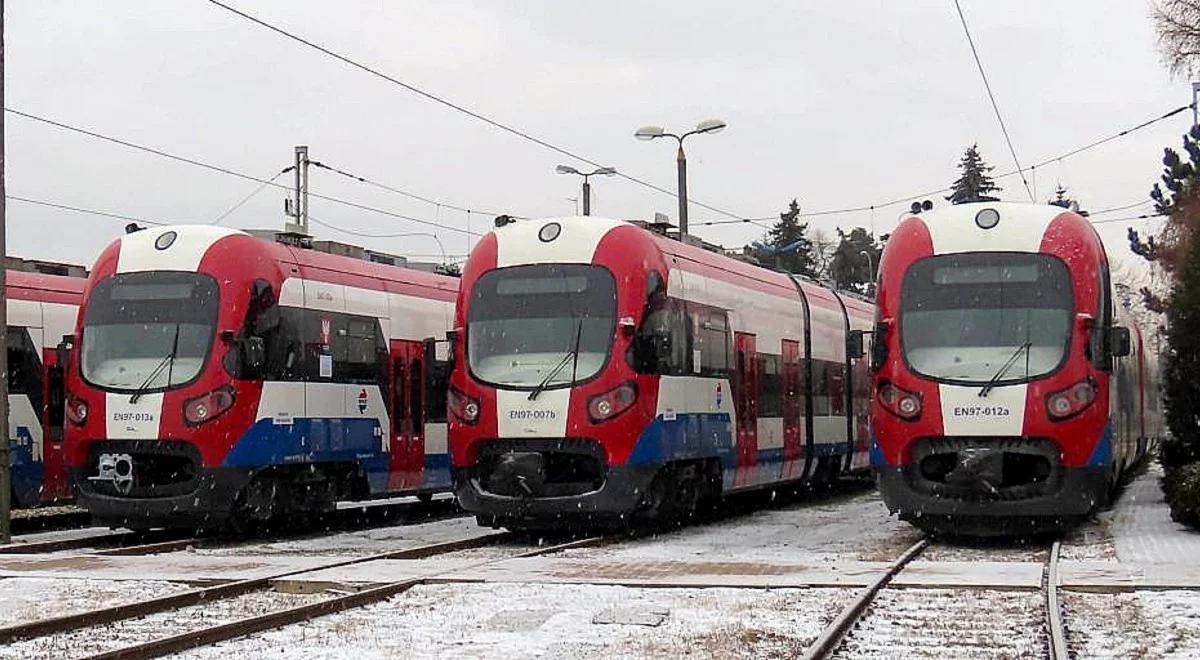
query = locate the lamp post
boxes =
[634,119,726,236]
[555,165,616,216]
[859,249,876,296]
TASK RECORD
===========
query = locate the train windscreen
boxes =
[467,264,616,390]
[80,272,220,392]
[899,252,1073,385]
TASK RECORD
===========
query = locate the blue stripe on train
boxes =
[1087,421,1114,467]
[9,426,42,507]
[626,413,850,489]
[223,418,451,495]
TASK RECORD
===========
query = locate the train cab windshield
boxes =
[467,264,616,389]
[900,252,1073,385]
[80,272,220,392]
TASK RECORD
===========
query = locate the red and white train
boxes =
[868,202,1162,535]
[449,216,874,529]
[65,225,458,530]
[7,271,84,507]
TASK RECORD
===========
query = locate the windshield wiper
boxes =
[978,341,1032,398]
[130,324,181,404]
[528,320,583,401]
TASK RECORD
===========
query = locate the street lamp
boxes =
[859,249,876,296]
[634,118,727,235]
[556,165,616,216]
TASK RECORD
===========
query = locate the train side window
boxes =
[829,365,847,415]
[7,328,43,416]
[758,353,782,417]
[695,309,731,378]
[812,359,830,416]
[425,358,450,423]
[633,296,690,375]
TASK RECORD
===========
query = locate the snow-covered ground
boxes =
[5,471,1200,658]
[177,583,853,660]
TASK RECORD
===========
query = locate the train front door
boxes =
[390,341,426,491]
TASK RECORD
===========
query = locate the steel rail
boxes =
[801,537,931,660]
[1046,540,1069,660]
[83,535,607,660]
[0,532,507,644]
[0,529,188,555]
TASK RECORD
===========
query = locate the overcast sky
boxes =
[5,1,1191,270]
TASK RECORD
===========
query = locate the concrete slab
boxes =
[273,557,1048,591]
[1059,561,1200,592]
[892,561,1044,590]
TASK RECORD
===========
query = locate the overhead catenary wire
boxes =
[203,0,761,226]
[307,213,448,263]
[735,104,1193,223]
[211,167,291,225]
[7,194,170,226]
[5,107,482,237]
[952,0,1034,201]
[307,159,516,219]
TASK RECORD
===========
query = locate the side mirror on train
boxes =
[870,320,891,371]
[445,329,459,368]
[240,336,266,371]
[847,330,866,360]
[1110,326,1132,358]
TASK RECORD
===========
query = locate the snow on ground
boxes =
[834,588,1046,659]
[0,588,330,659]
[0,577,189,628]
[195,514,489,557]
[177,583,853,660]
[560,483,920,564]
[1108,464,1200,564]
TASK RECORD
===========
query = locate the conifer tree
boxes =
[759,199,816,277]
[946,144,1001,204]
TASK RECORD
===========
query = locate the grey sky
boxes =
[5,1,1190,269]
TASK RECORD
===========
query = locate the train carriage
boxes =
[449,216,873,529]
[868,202,1162,535]
[7,271,84,506]
[64,225,458,529]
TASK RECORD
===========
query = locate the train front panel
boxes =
[870,203,1151,533]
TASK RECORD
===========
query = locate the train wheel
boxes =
[643,463,703,524]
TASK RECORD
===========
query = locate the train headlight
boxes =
[1046,379,1096,421]
[449,387,481,425]
[878,381,922,420]
[67,395,89,426]
[588,381,638,423]
[184,386,236,426]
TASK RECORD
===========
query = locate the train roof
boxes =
[486,216,872,317]
[103,225,458,301]
[6,270,86,300]
[895,202,1098,255]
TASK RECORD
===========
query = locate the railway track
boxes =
[802,537,1070,660]
[0,532,606,659]
[9,508,93,535]
[0,529,197,556]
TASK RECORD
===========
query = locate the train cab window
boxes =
[8,328,44,416]
[758,353,782,417]
[694,309,731,378]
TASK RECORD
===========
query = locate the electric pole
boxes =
[285,145,309,235]
[0,0,11,544]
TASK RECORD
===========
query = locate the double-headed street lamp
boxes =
[634,118,727,236]
[555,165,616,216]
